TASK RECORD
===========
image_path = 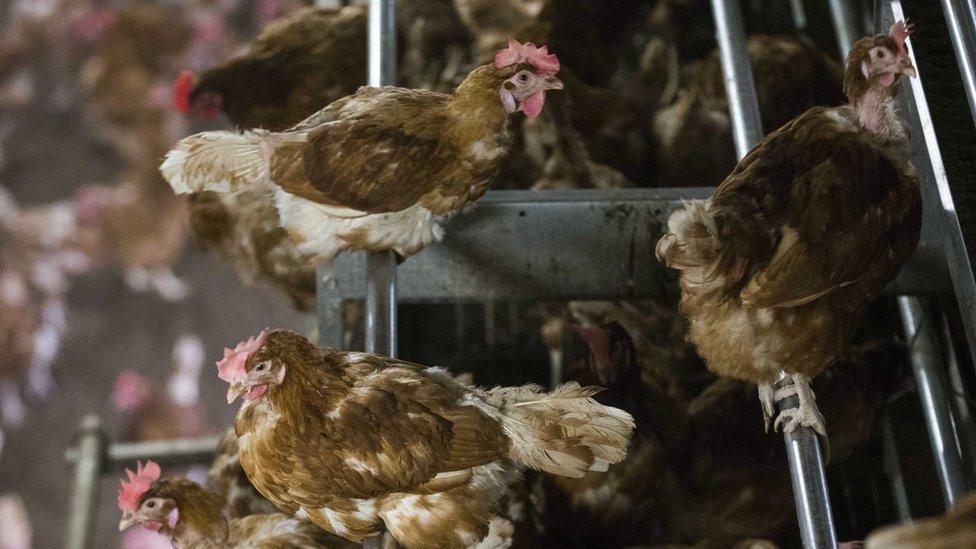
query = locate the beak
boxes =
[119,513,136,532]
[545,76,564,90]
[226,382,244,404]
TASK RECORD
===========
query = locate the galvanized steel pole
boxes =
[710,1,838,546]
[364,1,399,546]
[710,0,763,156]
[365,0,398,360]
[65,415,104,549]
[897,296,968,506]
[828,0,860,57]
[940,0,976,128]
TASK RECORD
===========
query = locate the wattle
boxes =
[522,91,545,118]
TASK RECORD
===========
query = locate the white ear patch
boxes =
[274,365,286,385]
[861,60,870,79]
[499,88,518,114]
[167,508,179,529]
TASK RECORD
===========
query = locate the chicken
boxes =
[216,329,633,547]
[161,40,563,267]
[187,187,317,310]
[112,336,210,442]
[0,187,97,432]
[207,427,280,519]
[176,5,367,131]
[866,492,976,548]
[452,0,545,62]
[654,34,846,187]
[655,22,922,437]
[0,493,31,549]
[536,321,684,548]
[78,165,189,301]
[116,460,340,548]
[77,1,194,161]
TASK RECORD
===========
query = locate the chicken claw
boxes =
[772,374,827,439]
[758,382,776,433]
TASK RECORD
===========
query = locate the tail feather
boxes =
[490,382,635,478]
[160,130,268,195]
[655,199,720,271]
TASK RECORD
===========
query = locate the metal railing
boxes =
[65,1,976,548]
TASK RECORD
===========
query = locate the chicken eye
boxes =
[255,361,269,372]
[518,73,529,82]
[876,49,886,59]
[145,500,156,509]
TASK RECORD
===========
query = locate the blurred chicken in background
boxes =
[653,34,845,187]
[112,335,211,442]
[0,187,97,453]
[112,335,214,548]
[0,493,32,549]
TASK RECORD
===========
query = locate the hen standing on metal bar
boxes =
[656,22,922,439]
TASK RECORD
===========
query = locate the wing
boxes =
[269,87,471,214]
[282,359,507,502]
[712,107,918,307]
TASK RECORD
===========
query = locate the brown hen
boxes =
[162,40,563,267]
[656,23,921,437]
[216,329,633,547]
[117,461,344,548]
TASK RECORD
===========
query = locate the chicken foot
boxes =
[758,374,827,438]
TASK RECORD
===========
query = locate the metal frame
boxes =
[65,0,976,547]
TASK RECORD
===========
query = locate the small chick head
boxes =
[495,39,563,118]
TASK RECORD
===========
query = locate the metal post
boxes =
[777,374,839,548]
[882,411,913,521]
[897,296,968,506]
[710,0,763,156]
[364,0,398,359]
[364,1,399,547]
[710,1,838,546]
[65,415,105,549]
[828,0,860,56]
[789,0,808,32]
[940,310,976,484]
[940,0,976,128]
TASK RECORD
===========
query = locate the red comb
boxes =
[173,70,196,113]
[495,39,560,75]
[118,461,161,513]
[889,20,914,52]
[216,331,268,383]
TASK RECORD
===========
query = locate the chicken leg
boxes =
[771,373,827,437]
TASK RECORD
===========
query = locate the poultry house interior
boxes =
[0,0,976,548]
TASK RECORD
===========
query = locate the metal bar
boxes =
[66,437,221,468]
[882,411,913,521]
[65,415,104,549]
[365,252,397,356]
[897,296,968,506]
[364,0,398,359]
[711,1,837,546]
[829,0,860,56]
[940,0,976,128]
[365,2,399,546]
[940,309,976,484]
[775,374,839,549]
[710,0,763,156]
[880,0,976,371]
[320,189,945,303]
[789,0,808,32]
